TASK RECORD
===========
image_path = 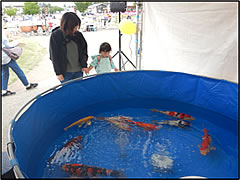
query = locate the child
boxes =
[88,42,119,74]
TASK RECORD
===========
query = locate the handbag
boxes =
[2,46,23,60]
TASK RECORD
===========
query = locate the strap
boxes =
[2,48,11,56]
[97,55,101,62]
[95,55,112,69]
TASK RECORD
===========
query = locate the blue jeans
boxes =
[61,71,83,83]
[2,59,29,90]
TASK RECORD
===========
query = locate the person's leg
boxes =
[8,59,29,86]
[2,63,16,96]
[8,59,38,90]
[2,64,10,91]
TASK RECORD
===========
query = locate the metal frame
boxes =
[135,2,143,70]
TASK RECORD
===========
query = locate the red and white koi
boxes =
[151,109,195,121]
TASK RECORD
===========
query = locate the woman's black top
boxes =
[49,26,88,75]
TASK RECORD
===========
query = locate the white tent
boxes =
[139,2,237,83]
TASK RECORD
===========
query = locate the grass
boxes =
[8,37,47,85]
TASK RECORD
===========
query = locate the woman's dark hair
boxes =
[99,42,112,53]
[60,12,81,35]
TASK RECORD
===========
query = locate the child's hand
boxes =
[114,68,119,72]
[109,55,112,60]
[82,68,89,75]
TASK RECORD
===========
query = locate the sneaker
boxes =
[2,90,16,96]
[26,83,38,90]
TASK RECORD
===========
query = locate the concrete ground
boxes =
[1,28,137,175]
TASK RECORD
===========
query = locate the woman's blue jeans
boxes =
[60,71,83,83]
[2,59,29,90]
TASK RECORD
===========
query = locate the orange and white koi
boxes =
[62,163,125,178]
[124,119,162,131]
[151,109,195,121]
[198,128,216,155]
[96,116,132,131]
[64,116,95,131]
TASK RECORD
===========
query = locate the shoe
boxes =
[2,90,16,96]
[26,83,38,90]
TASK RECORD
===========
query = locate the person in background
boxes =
[88,42,119,74]
[49,12,89,83]
[2,29,38,97]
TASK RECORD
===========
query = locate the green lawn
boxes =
[8,37,47,85]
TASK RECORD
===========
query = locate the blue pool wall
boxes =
[11,70,238,177]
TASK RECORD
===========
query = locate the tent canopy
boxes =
[141,2,237,83]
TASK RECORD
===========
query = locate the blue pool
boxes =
[9,71,238,178]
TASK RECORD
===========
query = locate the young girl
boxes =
[88,42,119,74]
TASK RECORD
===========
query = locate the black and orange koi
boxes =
[62,163,125,178]
[48,135,82,162]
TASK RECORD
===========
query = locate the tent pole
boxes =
[139,2,143,70]
[135,2,140,70]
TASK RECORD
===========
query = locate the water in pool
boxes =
[39,98,238,178]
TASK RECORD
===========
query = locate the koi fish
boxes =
[151,109,195,121]
[62,163,126,178]
[198,128,216,155]
[64,116,95,131]
[96,116,132,131]
[48,135,82,162]
[124,119,162,131]
[152,120,191,128]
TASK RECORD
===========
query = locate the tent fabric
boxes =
[11,71,238,177]
[142,2,238,83]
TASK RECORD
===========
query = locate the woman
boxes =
[49,12,89,83]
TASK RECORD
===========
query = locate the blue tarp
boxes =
[11,70,238,177]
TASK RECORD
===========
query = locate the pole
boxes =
[118,12,122,71]
[139,2,143,70]
[135,2,140,70]
[112,11,136,71]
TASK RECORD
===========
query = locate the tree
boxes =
[74,2,92,13]
[39,3,64,14]
[23,2,40,15]
[4,7,17,16]
[49,6,64,14]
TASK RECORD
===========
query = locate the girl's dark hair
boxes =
[99,42,112,53]
[60,12,81,35]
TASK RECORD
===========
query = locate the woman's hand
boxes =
[57,74,64,81]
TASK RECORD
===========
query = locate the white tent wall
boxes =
[141,2,238,83]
